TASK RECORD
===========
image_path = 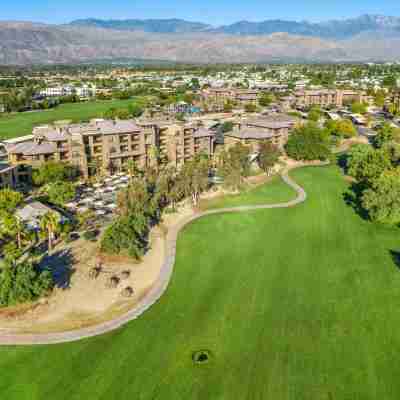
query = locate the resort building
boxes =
[224,114,298,153]
[234,90,260,106]
[202,88,261,109]
[293,89,369,108]
[0,163,29,190]
[1,119,216,180]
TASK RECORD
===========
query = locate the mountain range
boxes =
[1,15,400,65]
[70,15,400,39]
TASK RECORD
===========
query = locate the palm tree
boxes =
[39,212,60,253]
[0,214,28,249]
[126,159,140,181]
[150,145,162,173]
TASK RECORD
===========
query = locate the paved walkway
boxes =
[0,165,320,346]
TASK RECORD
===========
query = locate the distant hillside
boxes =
[1,17,400,65]
[212,15,400,39]
[69,18,212,33]
[70,14,400,39]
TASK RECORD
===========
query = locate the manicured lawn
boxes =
[2,164,400,399]
[199,174,297,210]
[0,99,144,139]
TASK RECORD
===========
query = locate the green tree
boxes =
[374,90,386,108]
[2,242,23,266]
[179,157,210,206]
[0,260,53,307]
[117,177,158,220]
[258,142,280,175]
[258,92,274,107]
[116,109,131,120]
[0,188,23,213]
[100,213,148,260]
[374,123,400,149]
[104,107,118,119]
[351,102,367,114]
[347,144,392,185]
[125,159,141,181]
[219,143,251,190]
[308,106,322,122]
[0,214,29,249]
[383,75,397,89]
[325,119,357,138]
[128,103,144,118]
[285,122,331,161]
[47,182,76,206]
[33,162,77,186]
[362,168,400,225]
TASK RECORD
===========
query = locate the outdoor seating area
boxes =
[65,173,130,217]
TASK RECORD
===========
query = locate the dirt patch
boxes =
[0,205,195,334]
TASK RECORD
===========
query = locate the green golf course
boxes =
[0,99,143,139]
[2,164,400,400]
[199,174,297,210]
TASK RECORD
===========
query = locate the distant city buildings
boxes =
[293,89,371,108]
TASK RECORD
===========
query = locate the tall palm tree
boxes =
[39,212,60,253]
[126,159,140,181]
[0,214,28,249]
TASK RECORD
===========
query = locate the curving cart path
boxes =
[0,165,315,346]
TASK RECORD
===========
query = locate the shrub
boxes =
[0,261,53,307]
[83,230,98,242]
[0,188,24,213]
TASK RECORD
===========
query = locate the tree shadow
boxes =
[342,181,370,221]
[336,153,349,174]
[390,250,400,271]
[39,248,76,289]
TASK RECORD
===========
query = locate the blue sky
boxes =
[1,0,399,25]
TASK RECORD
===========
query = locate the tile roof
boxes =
[245,114,297,129]
[69,119,142,136]
[226,127,274,140]
[8,141,57,156]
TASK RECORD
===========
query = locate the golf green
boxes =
[199,174,297,210]
[2,164,400,400]
[0,99,144,139]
